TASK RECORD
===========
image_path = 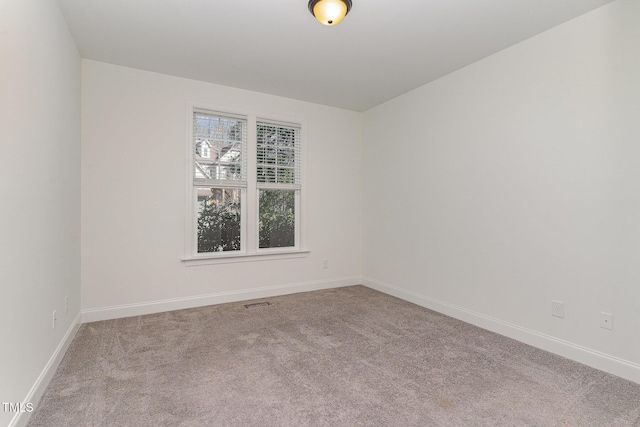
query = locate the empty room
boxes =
[1,0,639,425]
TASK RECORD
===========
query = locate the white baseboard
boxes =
[9,312,82,427]
[362,276,640,385]
[82,276,361,323]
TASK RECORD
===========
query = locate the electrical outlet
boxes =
[65,296,69,314]
[551,300,564,318]
[600,312,613,330]
[52,311,57,329]
[323,259,329,269]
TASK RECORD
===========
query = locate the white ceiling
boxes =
[56,0,614,112]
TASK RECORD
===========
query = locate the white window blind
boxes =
[256,120,301,189]
[193,110,247,187]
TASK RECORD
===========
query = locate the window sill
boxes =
[181,250,310,266]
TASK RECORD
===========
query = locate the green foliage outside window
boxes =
[197,189,241,252]
[259,190,295,249]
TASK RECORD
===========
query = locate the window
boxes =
[257,121,301,250]
[192,110,246,253]
[185,106,305,261]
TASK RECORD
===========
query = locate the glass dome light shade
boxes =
[309,0,352,26]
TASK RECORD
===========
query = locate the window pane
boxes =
[197,188,241,253]
[194,113,245,181]
[259,190,295,249]
[256,123,299,184]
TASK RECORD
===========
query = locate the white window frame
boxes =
[183,102,308,265]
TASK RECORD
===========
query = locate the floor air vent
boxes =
[244,302,271,309]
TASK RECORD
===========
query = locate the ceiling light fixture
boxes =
[308,0,352,26]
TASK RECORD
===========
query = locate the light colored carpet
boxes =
[28,286,640,426]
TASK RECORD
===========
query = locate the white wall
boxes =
[362,0,640,382]
[0,0,81,425]
[81,60,362,318]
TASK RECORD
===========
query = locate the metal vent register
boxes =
[244,302,271,309]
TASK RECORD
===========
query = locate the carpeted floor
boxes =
[28,286,640,426]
